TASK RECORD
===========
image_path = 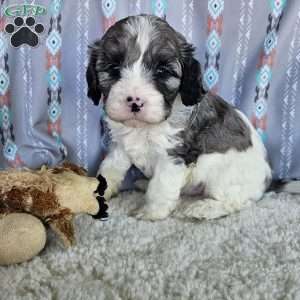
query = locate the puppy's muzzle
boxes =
[127,96,144,113]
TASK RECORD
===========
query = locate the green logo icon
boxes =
[4,4,47,17]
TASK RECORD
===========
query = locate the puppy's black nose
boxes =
[131,103,140,113]
[127,96,140,102]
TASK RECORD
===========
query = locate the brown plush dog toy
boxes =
[0,163,108,265]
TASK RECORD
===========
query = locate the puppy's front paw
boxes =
[103,186,115,201]
[130,205,171,221]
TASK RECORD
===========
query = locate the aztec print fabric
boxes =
[0,0,299,179]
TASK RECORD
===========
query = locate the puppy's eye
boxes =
[108,64,121,77]
[108,65,120,72]
[155,65,179,79]
[156,65,170,75]
[111,65,120,71]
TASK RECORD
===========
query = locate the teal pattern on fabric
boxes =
[204,0,224,93]
[102,0,117,31]
[47,66,62,91]
[270,0,287,17]
[0,2,23,167]
[0,68,9,95]
[206,30,221,56]
[0,104,11,127]
[151,0,168,18]
[46,0,67,159]
[208,0,224,19]
[102,0,117,18]
[50,0,63,17]
[46,30,62,55]
[251,0,287,143]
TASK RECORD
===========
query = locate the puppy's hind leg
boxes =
[178,198,224,220]
[176,188,252,220]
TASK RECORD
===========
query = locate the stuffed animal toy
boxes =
[0,163,108,265]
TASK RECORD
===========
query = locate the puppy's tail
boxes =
[268,179,300,194]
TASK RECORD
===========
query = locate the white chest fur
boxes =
[108,119,181,177]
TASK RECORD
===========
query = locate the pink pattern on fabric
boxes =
[251,0,286,142]
[103,17,117,31]
[45,0,67,159]
[203,0,224,94]
[102,0,117,31]
[0,14,23,167]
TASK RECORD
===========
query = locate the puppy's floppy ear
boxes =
[179,43,206,106]
[86,46,102,105]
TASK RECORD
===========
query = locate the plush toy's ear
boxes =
[180,55,206,106]
[86,51,102,105]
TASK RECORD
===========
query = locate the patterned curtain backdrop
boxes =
[0,0,299,179]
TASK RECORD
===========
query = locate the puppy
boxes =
[86,15,272,220]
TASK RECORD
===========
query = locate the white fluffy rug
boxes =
[2,191,300,300]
